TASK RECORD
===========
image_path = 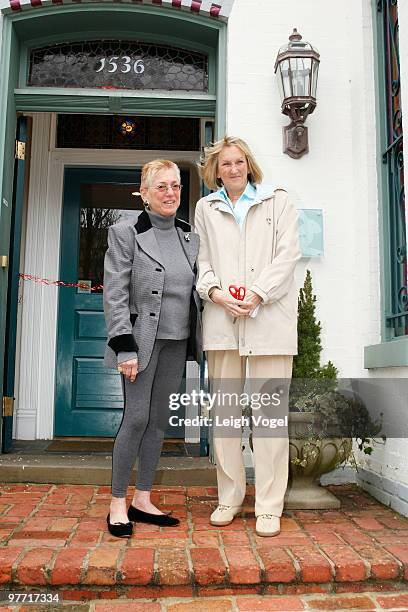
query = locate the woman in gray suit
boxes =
[103,159,200,537]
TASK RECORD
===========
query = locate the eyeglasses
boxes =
[153,183,182,193]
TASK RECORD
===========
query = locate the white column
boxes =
[16,113,57,439]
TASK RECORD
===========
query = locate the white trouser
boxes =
[207,351,293,517]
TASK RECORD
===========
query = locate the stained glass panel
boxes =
[57,115,200,151]
[29,40,208,92]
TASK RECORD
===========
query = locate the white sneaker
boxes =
[256,514,280,537]
[210,504,242,526]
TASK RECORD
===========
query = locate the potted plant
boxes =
[286,270,383,509]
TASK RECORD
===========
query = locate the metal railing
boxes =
[379,0,406,337]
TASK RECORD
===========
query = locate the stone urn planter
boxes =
[285,412,352,509]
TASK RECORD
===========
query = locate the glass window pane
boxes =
[78,183,141,293]
[29,40,209,92]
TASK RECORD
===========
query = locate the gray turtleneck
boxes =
[147,210,194,340]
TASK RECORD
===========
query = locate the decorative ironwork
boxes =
[381,0,406,336]
[28,40,208,92]
[56,115,200,151]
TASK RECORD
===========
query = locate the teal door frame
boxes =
[0,17,19,451]
[0,1,227,449]
[1,116,28,452]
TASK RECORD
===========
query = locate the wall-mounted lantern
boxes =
[274,28,320,159]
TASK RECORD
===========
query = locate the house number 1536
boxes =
[95,57,145,74]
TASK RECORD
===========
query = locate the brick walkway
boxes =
[2,591,408,610]
[0,483,408,608]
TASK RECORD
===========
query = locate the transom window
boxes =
[28,40,209,92]
[56,115,200,151]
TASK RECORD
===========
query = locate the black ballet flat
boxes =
[127,504,180,527]
[106,513,133,538]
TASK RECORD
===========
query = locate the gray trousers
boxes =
[111,338,187,498]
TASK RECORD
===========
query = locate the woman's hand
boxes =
[210,289,252,318]
[118,358,138,382]
[242,290,262,314]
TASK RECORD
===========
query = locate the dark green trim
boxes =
[2,117,27,453]
[372,0,391,343]
[364,337,408,368]
[215,25,227,138]
[22,31,214,56]
[15,89,216,116]
[364,0,405,367]
[0,19,20,452]
[11,4,224,31]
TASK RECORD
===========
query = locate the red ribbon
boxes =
[19,273,103,291]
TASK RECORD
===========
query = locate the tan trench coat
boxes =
[194,185,301,356]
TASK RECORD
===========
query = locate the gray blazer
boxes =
[103,210,202,372]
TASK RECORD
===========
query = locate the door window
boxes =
[79,182,141,293]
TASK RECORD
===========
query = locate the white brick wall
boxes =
[227,0,377,377]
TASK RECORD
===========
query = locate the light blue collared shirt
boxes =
[217,182,257,229]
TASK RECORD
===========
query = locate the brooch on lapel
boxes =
[184,233,191,242]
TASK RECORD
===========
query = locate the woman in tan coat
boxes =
[195,136,300,537]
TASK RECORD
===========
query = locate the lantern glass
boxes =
[278,59,293,100]
[311,58,319,98]
[289,57,311,97]
[276,64,285,102]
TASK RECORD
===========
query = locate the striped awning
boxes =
[1,0,235,19]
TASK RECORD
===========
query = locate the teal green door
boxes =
[55,167,189,437]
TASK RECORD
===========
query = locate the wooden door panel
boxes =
[76,311,107,340]
[74,359,123,410]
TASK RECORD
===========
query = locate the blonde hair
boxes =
[140,159,181,188]
[199,136,263,190]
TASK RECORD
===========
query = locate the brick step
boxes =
[1,484,408,597]
[0,455,217,486]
